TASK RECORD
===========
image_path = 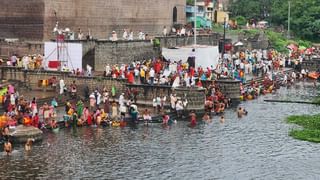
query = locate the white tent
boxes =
[162,46,220,69]
[44,42,82,71]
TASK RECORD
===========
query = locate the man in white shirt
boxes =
[240,61,245,71]
[111,31,118,41]
[105,64,110,76]
[86,64,92,76]
[181,27,186,36]
[149,67,155,85]
[59,79,65,95]
[138,31,144,40]
[235,59,240,69]
[119,93,125,106]
[122,29,128,40]
[163,26,167,36]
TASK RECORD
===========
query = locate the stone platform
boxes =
[10,125,43,143]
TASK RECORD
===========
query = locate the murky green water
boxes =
[0,82,319,179]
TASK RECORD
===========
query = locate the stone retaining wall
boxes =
[157,33,221,48]
[0,67,125,97]
[1,67,207,110]
[301,59,320,71]
[216,79,241,101]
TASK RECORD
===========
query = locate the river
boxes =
[0,82,319,179]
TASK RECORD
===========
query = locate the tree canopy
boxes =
[229,0,320,41]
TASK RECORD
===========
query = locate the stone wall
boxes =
[94,40,159,70]
[0,67,125,97]
[125,84,206,111]
[301,59,320,72]
[0,41,44,59]
[216,79,241,101]
[201,79,241,101]
[158,33,221,48]
[0,67,207,110]
[43,0,185,40]
[0,0,185,41]
[0,0,45,40]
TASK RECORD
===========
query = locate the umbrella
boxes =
[299,46,307,50]
[287,44,298,51]
[258,21,268,24]
[234,42,244,46]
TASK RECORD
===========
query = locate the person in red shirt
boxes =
[32,113,39,128]
[87,113,92,126]
[154,59,162,74]
[127,71,134,84]
[197,80,202,88]
[189,67,195,77]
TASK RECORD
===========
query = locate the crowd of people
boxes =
[5,54,44,70]
[2,41,320,155]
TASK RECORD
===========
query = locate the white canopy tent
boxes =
[44,42,82,71]
[162,45,220,69]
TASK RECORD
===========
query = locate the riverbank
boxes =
[287,114,320,143]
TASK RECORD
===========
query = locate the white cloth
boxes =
[172,76,180,88]
[149,69,155,78]
[59,79,65,94]
[119,94,125,106]
[122,31,128,40]
[128,32,133,40]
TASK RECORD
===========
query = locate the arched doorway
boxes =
[173,7,177,24]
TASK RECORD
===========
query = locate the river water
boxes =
[0,82,320,180]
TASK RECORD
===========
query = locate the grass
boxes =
[287,114,320,143]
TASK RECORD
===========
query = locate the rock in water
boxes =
[10,125,43,143]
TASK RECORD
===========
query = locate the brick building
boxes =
[0,0,186,41]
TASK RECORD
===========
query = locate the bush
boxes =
[235,16,247,26]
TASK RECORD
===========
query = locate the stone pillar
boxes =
[216,79,241,101]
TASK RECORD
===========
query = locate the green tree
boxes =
[186,0,194,5]
[229,0,320,42]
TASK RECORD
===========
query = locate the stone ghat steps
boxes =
[244,69,294,88]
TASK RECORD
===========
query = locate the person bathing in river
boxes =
[238,107,247,118]
[202,112,212,123]
[4,139,12,155]
[237,107,248,118]
[143,109,152,125]
[189,111,197,127]
[2,125,10,141]
[162,114,170,126]
[25,138,34,151]
[220,115,225,124]
[50,119,57,129]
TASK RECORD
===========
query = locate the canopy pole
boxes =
[194,0,197,47]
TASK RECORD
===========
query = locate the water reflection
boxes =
[1,82,320,179]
